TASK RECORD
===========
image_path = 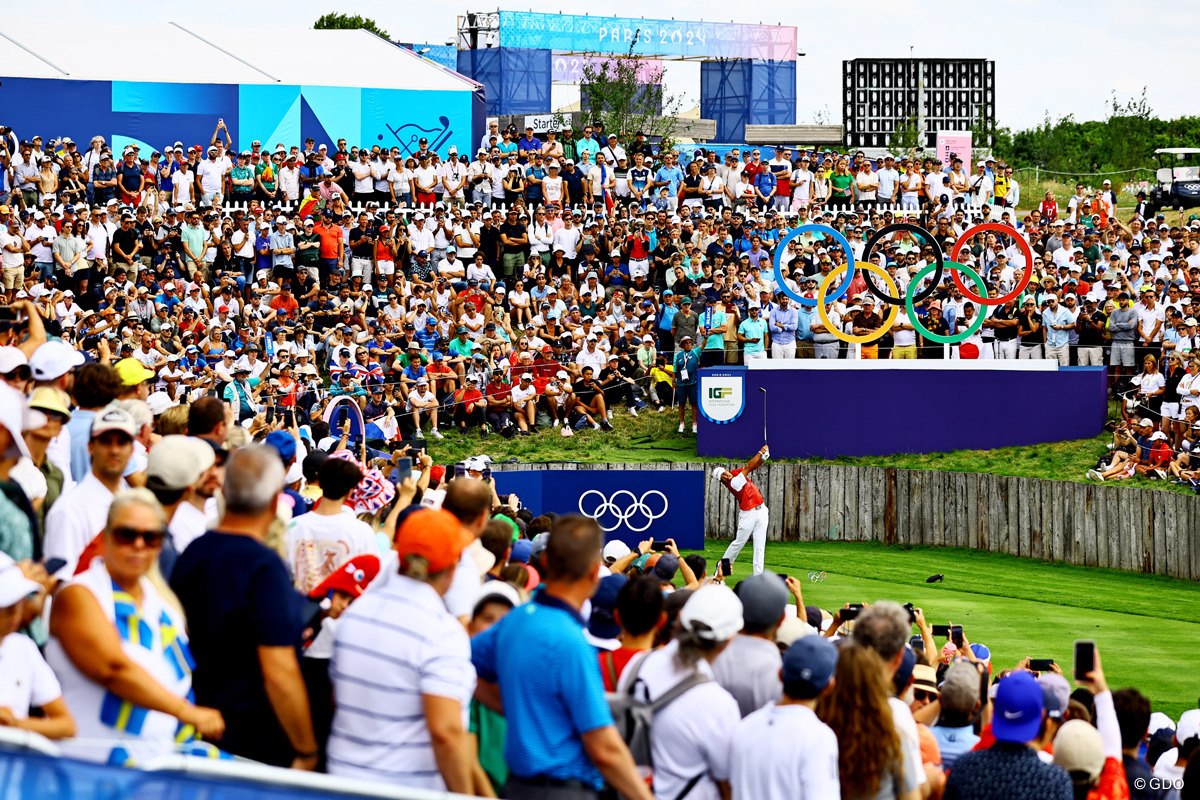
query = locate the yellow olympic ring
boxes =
[815,262,900,345]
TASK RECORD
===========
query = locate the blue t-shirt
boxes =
[170,531,308,766]
[739,317,768,354]
[471,592,613,789]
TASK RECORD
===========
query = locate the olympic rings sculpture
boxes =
[808,571,827,583]
[772,222,1033,345]
[578,489,669,533]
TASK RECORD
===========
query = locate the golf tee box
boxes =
[697,362,1107,460]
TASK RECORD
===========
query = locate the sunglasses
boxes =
[913,690,938,702]
[111,526,167,547]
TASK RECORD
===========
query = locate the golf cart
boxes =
[1149,148,1200,215]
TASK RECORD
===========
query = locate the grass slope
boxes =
[689,540,1200,720]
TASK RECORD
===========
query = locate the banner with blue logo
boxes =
[699,369,746,424]
[491,470,705,549]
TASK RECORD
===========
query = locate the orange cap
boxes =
[394,509,473,573]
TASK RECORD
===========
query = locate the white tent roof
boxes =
[0,22,477,91]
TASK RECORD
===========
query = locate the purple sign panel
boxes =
[499,11,796,61]
[552,53,663,84]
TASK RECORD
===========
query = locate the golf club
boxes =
[758,387,767,445]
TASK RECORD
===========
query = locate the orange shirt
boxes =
[314,222,343,260]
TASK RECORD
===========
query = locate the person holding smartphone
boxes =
[712,444,770,576]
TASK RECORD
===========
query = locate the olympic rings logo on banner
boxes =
[808,571,827,583]
[796,222,1033,346]
[578,490,669,533]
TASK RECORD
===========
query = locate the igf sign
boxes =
[699,370,745,424]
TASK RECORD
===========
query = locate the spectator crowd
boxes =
[1,120,1199,798]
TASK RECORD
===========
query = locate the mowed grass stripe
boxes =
[690,541,1200,721]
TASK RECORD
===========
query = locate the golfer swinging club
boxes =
[713,444,770,575]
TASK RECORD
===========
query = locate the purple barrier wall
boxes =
[697,366,1108,460]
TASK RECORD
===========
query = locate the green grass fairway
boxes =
[688,540,1200,720]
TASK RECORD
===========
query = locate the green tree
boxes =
[313,12,389,40]
[890,113,923,153]
[579,38,681,151]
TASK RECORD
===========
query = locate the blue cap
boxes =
[992,672,1044,743]
[263,430,297,465]
[588,574,628,640]
[510,539,532,564]
[781,635,837,693]
[653,554,679,582]
[432,352,444,361]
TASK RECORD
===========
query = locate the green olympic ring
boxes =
[904,261,989,345]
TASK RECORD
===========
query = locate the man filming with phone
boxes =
[712,444,769,576]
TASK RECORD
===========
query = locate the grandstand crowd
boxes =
[0,120,1199,799]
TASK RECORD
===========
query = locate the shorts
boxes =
[376,260,395,276]
[1110,341,1135,367]
[1,265,23,290]
[677,383,697,406]
[1161,402,1182,422]
[350,257,371,278]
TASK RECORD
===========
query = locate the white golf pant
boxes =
[722,504,768,575]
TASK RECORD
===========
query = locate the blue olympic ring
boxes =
[772,224,857,307]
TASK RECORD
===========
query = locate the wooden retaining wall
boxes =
[490,462,1200,580]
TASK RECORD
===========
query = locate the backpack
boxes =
[607,651,710,770]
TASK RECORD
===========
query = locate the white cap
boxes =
[1178,709,1200,743]
[29,340,85,381]
[0,383,32,461]
[275,215,288,224]
[475,580,522,609]
[0,555,42,606]
[145,391,178,416]
[602,540,631,563]
[679,585,744,641]
[1151,431,1168,441]
[0,346,27,374]
[712,467,726,481]
[147,435,215,491]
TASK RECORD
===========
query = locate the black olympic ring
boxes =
[859,223,945,305]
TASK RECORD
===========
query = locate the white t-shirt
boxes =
[285,507,379,596]
[511,383,537,405]
[168,500,214,553]
[43,473,128,577]
[0,630,63,719]
[790,169,812,201]
[730,702,839,800]
[195,159,223,194]
[352,162,374,194]
[618,642,741,800]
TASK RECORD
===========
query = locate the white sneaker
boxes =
[691,423,697,434]
[593,422,602,430]
[678,423,685,433]
[431,429,444,439]
[561,426,574,437]
[414,429,425,439]
[607,410,613,420]
[630,407,639,417]
[553,419,560,427]
[657,405,666,413]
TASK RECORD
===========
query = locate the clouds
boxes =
[43,0,1192,131]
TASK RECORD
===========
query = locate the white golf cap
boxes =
[145,391,178,416]
[712,467,726,481]
[679,585,744,641]
[603,540,631,563]
[147,435,215,491]
[0,346,27,374]
[0,555,43,606]
[29,340,85,381]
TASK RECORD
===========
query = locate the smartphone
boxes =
[393,457,413,486]
[903,602,916,624]
[1074,640,1095,681]
[931,624,951,638]
[265,405,274,424]
[719,558,731,577]
[0,306,15,322]
[1029,658,1055,672]
[778,573,789,584]
[909,634,925,650]
[43,557,67,574]
[651,540,670,552]
[952,625,964,648]
[841,603,863,622]
[454,463,467,479]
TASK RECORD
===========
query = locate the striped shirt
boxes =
[326,572,475,789]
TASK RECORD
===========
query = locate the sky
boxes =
[36,0,1195,131]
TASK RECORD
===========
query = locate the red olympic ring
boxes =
[949,223,1034,306]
